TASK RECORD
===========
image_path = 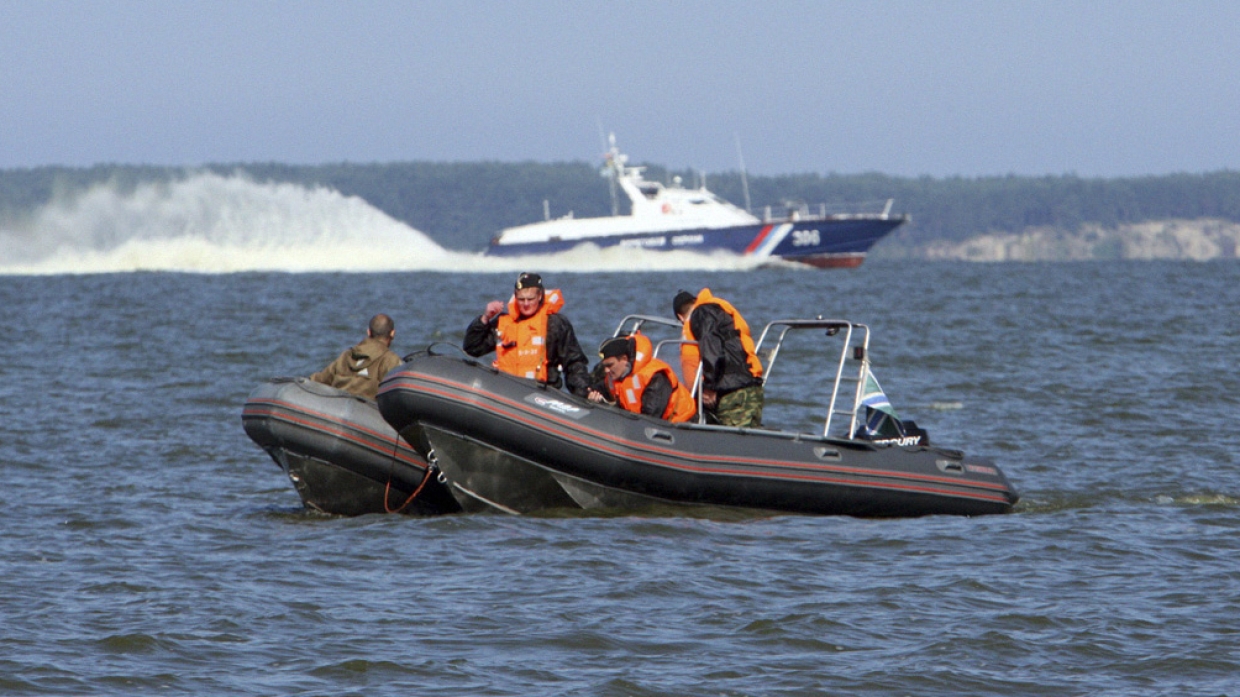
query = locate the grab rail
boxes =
[754,319,870,438]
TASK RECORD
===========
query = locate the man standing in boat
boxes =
[310,313,402,400]
[587,333,696,423]
[464,272,591,397]
[674,289,765,428]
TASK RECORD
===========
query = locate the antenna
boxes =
[598,123,620,216]
[734,132,752,213]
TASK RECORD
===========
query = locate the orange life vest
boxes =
[679,288,763,387]
[612,333,697,423]
[494,288,565,381]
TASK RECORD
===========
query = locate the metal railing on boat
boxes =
[755,319,871,439]
[612,314,874,437]
[759,199,899,222]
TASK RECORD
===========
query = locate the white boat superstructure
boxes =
[485,134,909,268]
[496,139,759,245]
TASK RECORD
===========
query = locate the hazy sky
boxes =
[3,0,1237,177]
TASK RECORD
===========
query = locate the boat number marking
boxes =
[524,393,590,420]
[791,229,820,247]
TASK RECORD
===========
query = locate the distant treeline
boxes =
[3,161,1238,252]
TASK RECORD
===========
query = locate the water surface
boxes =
[2,261,1238,696]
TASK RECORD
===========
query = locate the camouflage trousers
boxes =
[712,384,764,428]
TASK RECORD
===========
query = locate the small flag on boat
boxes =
[859,366,902,438]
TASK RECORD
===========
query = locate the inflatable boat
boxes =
[376,318,1019,517]
[242,377,460,516]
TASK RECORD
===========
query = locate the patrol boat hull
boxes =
[484,217,906,268]
[483,135,908,268]
[242,378,460,516]
[376,353,1019,518]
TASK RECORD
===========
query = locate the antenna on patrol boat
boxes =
[597,121,620,216]
[734,132,752,213]
[607,134,622,217]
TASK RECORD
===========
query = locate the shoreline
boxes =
[877,218,1240,261]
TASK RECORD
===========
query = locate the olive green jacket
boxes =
[310,337,401,400]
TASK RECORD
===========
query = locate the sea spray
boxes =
[0,173,764,275]
[0,172,448,274]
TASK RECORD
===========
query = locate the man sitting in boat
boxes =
[587,333,697,423]
[463,272,591,397]
[310,313,402,400]
[673,289,765,428]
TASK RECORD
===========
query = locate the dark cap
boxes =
[598,336,632,361]
[515,272,544,291]
[673,290,696,317]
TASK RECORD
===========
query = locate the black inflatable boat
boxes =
[377,318,1019,517]
[242,378,460,516]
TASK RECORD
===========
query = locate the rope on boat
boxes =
[382,435,439,514]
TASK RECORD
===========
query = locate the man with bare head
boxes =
[310,313,401,400]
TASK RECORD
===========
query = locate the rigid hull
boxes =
[483,135,908,268]
[242,378,460,516]
[377,355,1019,517]
[484,217,907,268]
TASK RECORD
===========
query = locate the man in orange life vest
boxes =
[586,333,696,423]
[463,272,591,397]
[673,288,764,428]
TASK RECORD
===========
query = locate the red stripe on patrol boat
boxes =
[743,225,774,255]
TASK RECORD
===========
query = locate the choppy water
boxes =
[2,177,1239,695]
[3,259,1239,696]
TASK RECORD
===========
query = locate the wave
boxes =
[0,173,764,275]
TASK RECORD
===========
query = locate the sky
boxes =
[2,0,1238,178]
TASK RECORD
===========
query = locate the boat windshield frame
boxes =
[611,314,874,437]
[754,319,871,439]
[611,314,682,337]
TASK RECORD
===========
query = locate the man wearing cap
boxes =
[673,288,764,428]
[310,313,402,400]
[587,333,696,423]
[463,272,591,397]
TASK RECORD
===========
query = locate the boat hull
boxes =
[485,217,906,266]
[241,378,461,516]
[377,354,1019,518]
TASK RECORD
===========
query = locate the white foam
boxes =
[0,173,765,275]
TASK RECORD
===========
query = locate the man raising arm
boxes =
[463,272,591,397]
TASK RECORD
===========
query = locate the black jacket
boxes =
[463,312,591,397]
[689,303,762,395]
[639,371,676,418]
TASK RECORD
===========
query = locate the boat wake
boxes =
[0,173,765,275]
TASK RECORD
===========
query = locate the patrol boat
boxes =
[376,316,1019,517]
[242,377,460,516]
[483,136,909,268]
